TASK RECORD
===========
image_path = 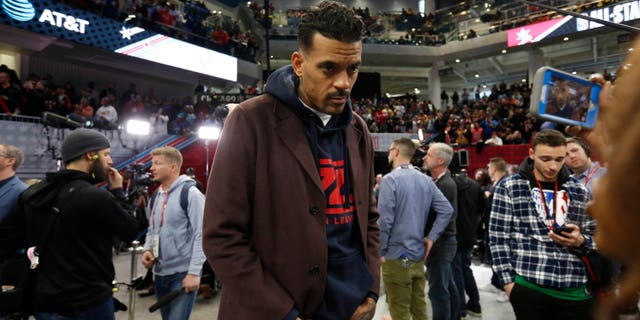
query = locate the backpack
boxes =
[0,179,89,315]
[149,180,196,215]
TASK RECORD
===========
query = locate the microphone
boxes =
[148,289,182,312]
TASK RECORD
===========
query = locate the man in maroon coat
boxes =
[203,1,380,319]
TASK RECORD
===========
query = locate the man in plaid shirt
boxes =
[489,129,596,320]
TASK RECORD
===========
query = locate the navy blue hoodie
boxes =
[265,65,372,320]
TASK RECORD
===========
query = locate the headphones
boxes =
[91,154,99,161]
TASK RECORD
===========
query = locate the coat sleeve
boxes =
[202,105,295,317]
[0,198,26,261]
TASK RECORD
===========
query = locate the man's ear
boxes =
[529,148,535,160]
[291,51,303,77]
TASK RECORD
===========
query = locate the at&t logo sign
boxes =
[2,0,36,21]
[2,0,90,34]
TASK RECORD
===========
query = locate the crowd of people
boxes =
[0,65,245,136]
[353,82,540,146]
[49,0,626,71]
[2,59,543,145]
[269,0,621,47]
[63,0,259,62]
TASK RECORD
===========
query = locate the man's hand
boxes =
[141,250,155,269]
[350,297,376,320]
[380,256,386,264]
[182,274,201,293]
[548,223,585,248]
[423,238,433,261]
[107,167,124,190]
[504,282,515,297]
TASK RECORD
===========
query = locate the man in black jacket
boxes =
[452,170,487,317]
[0,129,137,319]
[423,142,459,320]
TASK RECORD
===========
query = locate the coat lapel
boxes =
[274,105,324,193]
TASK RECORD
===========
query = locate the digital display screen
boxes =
[115,34,238,82]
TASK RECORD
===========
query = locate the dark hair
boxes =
[565,136,592,158]
[532,129,566,149]
[297,1,365,51]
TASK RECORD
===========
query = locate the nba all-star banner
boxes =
[508,0,640,47]
[0,0,237,82]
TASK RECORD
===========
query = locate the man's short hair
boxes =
[297,1,365,51]
[151,146,183,169]
[391,137,416,158]
[489,157,507,172]
[532,129,566,150]
[566,136,592,158]
[0,144,24,171]
[429,142,454,167]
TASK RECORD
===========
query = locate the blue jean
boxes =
[453,247,481,316]
[426,235,459,320]
[34,298,114,320]
[154,272,197,320]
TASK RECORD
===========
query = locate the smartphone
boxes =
[530,67,601,129]
[553,225,575,236]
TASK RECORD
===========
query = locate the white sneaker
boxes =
[496,291,509,302]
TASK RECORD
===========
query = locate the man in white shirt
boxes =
[95,97,118,129]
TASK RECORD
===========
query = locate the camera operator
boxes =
[0,129,138,319]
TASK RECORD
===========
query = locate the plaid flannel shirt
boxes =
[489,173,596,289]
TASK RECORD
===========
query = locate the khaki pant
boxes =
[382,258,428,320]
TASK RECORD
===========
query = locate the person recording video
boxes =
[582,40,640,319]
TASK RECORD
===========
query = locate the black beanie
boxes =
[61,129,111,163]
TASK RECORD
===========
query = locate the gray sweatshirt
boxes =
[145,175,206,276]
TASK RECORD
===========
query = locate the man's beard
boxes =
[89,159,108,183]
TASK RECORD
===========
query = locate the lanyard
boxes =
[582,163,601,186]
[533,172,558,231]
[151,190,170,229]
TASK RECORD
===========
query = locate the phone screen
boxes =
[544,76,594,123]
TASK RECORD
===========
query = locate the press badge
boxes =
[152,234,160,257]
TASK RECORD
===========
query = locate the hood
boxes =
[25,170,92,208]
[517,157,571,184]
[166,175,195,193]
[264,65,352,132]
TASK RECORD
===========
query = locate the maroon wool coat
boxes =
[203,94,380,319]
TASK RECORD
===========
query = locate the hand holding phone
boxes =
[553,225,575,237]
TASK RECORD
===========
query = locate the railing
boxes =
[0,113,42,123]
